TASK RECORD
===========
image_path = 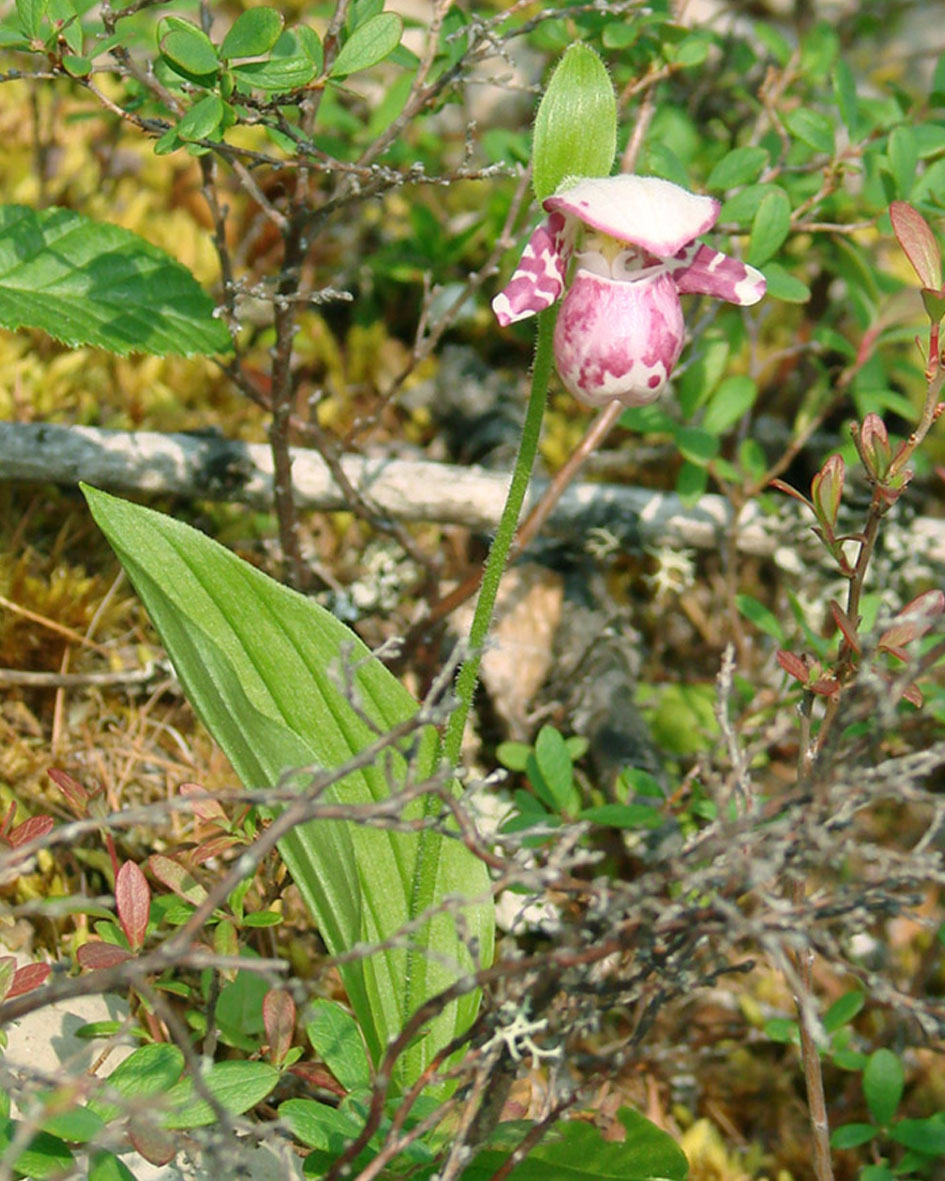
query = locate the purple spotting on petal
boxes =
[668,243,767,306]
[492,212,570,326]
[553,269,685,407]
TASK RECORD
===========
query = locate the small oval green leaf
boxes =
[534,725,575,812]
[863,1048,904,1126]
[785,107,835,155]
[306,999,371,1093]
[232,55,315,92]
[707,146,769,191]
[747,187,791,266]
[177,93,224,142]
[330,11,402,78]
[219,7,283,60]
[702,375,757,435]
[160,24,219,76]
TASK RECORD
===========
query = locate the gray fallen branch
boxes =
[2,421,945,566]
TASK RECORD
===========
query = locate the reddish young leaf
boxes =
[810,676,840,698]
[287,1061,347,1098]
[179,781,228,825]
[889,201,943,292]
[811,454,844,533]
[263,988,296,1066]
[769,477,814,511]
[128,1117,178,1166]
[857,413,892,479]
[77,941,133,970]
[7,814,55,849]
[47,767,92,814]
[148,853,208,905]
[191,834,239,865]
[116,860,151,951]
[901,681,924,708]
[7,961,52,999]
[777,650,810,683]
[829,600,862,654]
[879,589,945,654]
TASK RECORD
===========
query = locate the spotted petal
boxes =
[553,268,685,407]
[545,175,719,258]
[668,243,766,305]
[492,212,570,327]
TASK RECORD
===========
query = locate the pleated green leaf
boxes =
[0,205,232,356]
[83,486,493,1089]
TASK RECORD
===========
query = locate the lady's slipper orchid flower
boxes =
[493,175,766,407]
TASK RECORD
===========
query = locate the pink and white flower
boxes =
[493,175,767,407]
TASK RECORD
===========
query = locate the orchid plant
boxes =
[442,44,767,765]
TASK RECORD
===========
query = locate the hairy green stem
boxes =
[441,309,556,769]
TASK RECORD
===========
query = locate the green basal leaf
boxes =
[532,43,616,201]
[330,11,403,77]
[219,6,283,60]
[83,487,493,1090]
[306,999,371,1093]
[161,1061,280,1129]
[0,205,232,356]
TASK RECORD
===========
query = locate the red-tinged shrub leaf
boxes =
[889,201,943,291]
[8,814,55,848]
[777,650,809,683]
[77,941,134,970]
[901,682,924,707]
[829,601,861,653]
[7,961,52,998]
[128,1117,178,1166]
[148,853,208,904]
[879,589,945,652]
[48,767,92,813]
[810,677,840,698]
[116,860,151,951]
[768,477,814,510]
[263,988,296,1066]
[191,835,239,864]
[179,782,228,824]
[287,1061,347,1098]
[811,454,844,532]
